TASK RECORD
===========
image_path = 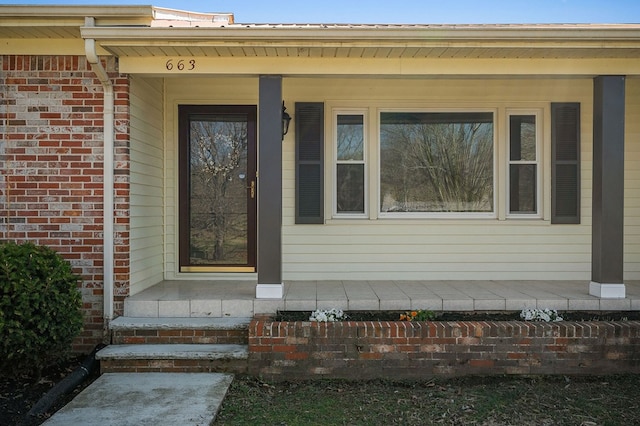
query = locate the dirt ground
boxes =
[0,357,99,426]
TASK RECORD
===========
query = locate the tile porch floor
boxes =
[124,280,640,318]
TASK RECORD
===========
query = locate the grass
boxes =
[214,374,640,425]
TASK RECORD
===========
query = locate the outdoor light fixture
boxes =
[282,101,291,140]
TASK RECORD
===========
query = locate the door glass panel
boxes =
[188,114,249,265]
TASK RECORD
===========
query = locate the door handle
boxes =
[248,180,255,199]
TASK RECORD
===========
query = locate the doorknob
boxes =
[248,180,255,199]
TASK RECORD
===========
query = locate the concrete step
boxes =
[110,317,251,345]
[96,344,249,374]
[124,296,281,318]
[44,373,233,426]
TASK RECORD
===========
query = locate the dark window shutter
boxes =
[296,102,324,224]
[551,102,580,224]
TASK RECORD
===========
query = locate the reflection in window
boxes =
[336,114,365,214]
[189,115,248,264]
[380,112,494,213]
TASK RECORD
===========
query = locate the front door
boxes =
[178,105,257,272]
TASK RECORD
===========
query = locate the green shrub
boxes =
[0,242,83,377]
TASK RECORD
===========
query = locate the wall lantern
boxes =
[282,101,292,140]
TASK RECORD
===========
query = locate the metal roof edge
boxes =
[0,5,156,18]
[80,24,640,42]
[152,6,233,24]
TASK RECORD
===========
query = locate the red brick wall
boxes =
[249,319,640,380]
[0,55,130,353]
[112,328,248,345]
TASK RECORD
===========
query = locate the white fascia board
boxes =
[79,25,640,44]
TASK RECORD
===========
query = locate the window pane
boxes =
[337,164,365,213]
[380,112,494,213]
[509,164,537,213]
[510,115,536,161]
[337,115,364,161]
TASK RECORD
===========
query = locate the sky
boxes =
[2,0,640,24]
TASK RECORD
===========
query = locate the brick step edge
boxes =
[99,357,248,374]
[110,317,252,330]
[96,344,249,360]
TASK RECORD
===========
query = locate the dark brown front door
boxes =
[178,105,257,272]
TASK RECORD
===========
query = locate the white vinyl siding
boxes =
[282,222,590,280]
[130,76,165,294]
[625,78,640,280]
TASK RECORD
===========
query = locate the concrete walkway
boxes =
[43,373,233,426]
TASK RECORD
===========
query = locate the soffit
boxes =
[81,24,640,59]
[101,45,640,59]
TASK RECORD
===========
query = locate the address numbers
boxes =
[165,59,196,71]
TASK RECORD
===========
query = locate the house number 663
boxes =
[165,59,196,71]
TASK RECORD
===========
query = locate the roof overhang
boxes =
[2,5,640,76]
[80,24,640,62]
[0,5,232,39]
[78,24,640,77]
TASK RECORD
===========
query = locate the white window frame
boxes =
[506,109,542,219]
[377,107,498,219]
[333,108,368,218]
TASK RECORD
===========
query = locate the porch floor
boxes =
[124,280,640,318]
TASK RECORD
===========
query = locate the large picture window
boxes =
[379,111,494,215]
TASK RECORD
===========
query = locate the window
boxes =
[335,112,366,216]
[508,112,540,216]
[379,111,494,215]
[296,103,577,223]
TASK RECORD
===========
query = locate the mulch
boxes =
[275,310,640,322]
